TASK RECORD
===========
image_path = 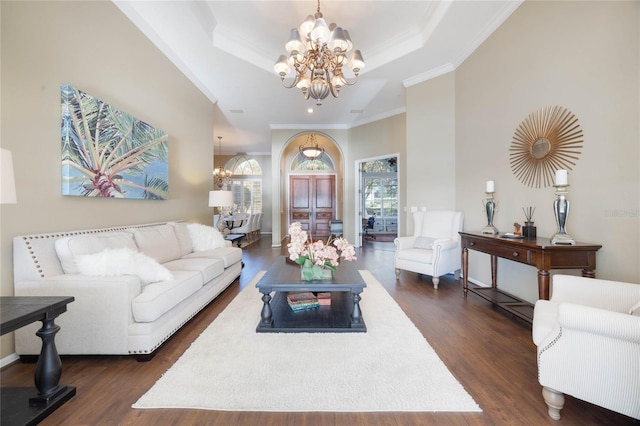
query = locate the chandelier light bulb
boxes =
[328,27,348,52]
[285,28,305,55]
[310,17,330,44]
[300,15,315,37]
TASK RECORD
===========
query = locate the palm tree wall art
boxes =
[61,84,169,199]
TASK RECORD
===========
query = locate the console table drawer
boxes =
[490,245,531,264]
[466,241,531,265]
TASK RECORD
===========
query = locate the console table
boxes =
[460,232,602,322]
[1,296,76,426]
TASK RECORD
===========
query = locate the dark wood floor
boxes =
[2,238,638,426]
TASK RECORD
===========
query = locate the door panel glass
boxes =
[361,157,398,236]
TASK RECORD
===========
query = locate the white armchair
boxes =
[394,210,464,288]
[532,275,640,420]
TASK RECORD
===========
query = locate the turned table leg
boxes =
[351,291,363,326]
[31,317,65,404]
[538,269,550,300]
[259,292,273,327]
[462,247,469,296]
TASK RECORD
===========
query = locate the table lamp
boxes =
[209,190,233,233]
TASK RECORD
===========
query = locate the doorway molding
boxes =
[354,153,401,248]
[277,131,345,246]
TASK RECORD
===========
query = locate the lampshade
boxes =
[1,148,17,204]
[208,190,233,207]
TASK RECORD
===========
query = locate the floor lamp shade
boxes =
[1,148,17,204]
[209,190,233,207]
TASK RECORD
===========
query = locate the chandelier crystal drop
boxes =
[273,0,365,105]
[213,136,232,189]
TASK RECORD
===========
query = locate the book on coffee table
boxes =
[287,292,319,311]
[316,292,331,305]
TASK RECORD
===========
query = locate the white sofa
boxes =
[13,221,242,360]
[532,275,640,420]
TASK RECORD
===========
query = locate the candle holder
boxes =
[551,185,575,245]
[481,192,498,235]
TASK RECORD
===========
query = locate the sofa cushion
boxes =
[396,247,434,264]
[183,246,243,268]
[131,225,181,264]
[131,270,203,323]
[163,258,224,284]
[187,223,227,251]
[629,300,640,316]
[75,247,173,284]
[55,232,137,274]
[170,222,194,257]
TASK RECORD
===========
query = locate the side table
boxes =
[1,296,76,426]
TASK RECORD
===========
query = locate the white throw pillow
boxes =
[413,236,435,249]
[75,247,174,284]
[187,223,227,251]
[629,300,640,316]
[54,232,137,274]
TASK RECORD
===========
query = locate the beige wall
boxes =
[1,2,215,357]
[455,0,639,301]
[349,114,407,238]
[406,72,457,229]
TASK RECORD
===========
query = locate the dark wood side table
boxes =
[460,232,602,322]
[1,296,76,426]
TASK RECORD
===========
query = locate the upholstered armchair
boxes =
[394,210,464,288]
[532,275,640,420]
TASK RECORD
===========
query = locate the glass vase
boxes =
[300,259,333,281]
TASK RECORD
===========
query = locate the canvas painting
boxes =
[61,84,169,199]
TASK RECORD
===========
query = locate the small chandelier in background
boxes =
[213,136,232,189]
[299,134,324,159]
[273,0,365,105]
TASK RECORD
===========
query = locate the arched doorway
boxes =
[284,133,343,239]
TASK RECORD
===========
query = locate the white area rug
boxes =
[133,270,481,413]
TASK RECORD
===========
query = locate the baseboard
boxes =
[1,353,20,369]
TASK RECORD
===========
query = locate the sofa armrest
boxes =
[558,302,640,343]
[14,275,142,355]
[394,236,416,250]
[533,300,640,348]
[551,275,640,313]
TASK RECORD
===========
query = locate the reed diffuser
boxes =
[522,206,536,238]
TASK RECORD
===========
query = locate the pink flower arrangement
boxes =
[287,222,356,271]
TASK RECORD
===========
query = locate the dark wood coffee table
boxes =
[255,257,367,333]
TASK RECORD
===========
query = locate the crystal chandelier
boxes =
[299,134,324,159]
[273,0,365,105]
[213,136,232,189]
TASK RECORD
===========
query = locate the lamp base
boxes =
[481,225,499,235]
[551,232,575,245]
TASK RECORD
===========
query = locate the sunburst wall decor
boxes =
[509,106,583,188]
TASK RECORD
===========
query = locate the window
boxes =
[291,152,334,171]
[225,155,262,214]
[362,158,398,233]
